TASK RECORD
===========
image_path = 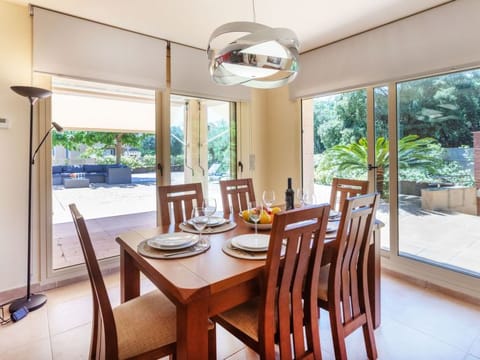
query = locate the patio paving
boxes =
[51,175,480,277]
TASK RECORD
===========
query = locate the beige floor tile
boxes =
[216,324,247,359]
[47,295,92,336]
[51,323,91,360]
[1,337,52,360]
[0,306,50,352]
[469,336,480,358]
[464,355,480,360]
[374,317,466,360]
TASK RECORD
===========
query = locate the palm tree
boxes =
[326,135,442,196]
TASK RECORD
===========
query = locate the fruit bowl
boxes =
[238,207,281,231]
[241,219,272,231]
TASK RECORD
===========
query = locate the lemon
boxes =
[271,207,281,215]
[259,211,271,224]
[241,210,250,221]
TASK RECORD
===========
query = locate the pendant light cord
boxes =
[252,0,256,23]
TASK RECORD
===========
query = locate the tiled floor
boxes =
[1,272,479,359]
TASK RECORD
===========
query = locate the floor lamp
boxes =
[9,86,56,313]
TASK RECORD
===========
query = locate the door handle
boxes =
[238,161,244,173]
[368,164,378,171]
[157,163,163,176]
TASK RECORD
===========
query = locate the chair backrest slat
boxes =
[158,183,204,226]
[69,204,118,359]
[330,178,369,212]
[331,193,379,330]
[219,178,256,216]
[259,204,330,360]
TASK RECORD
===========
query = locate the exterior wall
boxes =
[0,2,34,293]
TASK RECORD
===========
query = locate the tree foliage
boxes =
[316,135,443,194]
[53,131,149,164]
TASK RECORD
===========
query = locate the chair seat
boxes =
[114,290,176,359]
[215,297,260,343]
[317,264,330,302]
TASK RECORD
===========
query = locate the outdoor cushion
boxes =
[84,164,106,173]
[52,165,63,174]
[62,165,84,173]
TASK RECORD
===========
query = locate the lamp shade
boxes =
[11,86,52,105]
[207,22,299,89]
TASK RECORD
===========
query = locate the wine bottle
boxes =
[285,177,294,210]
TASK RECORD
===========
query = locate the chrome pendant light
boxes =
[207,0,299,89]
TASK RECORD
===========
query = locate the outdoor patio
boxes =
[51,175,480,276]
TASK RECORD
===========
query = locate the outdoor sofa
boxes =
[52,164,132,185]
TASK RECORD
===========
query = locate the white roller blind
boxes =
[290,0,480,99]
[33,7,167,89]
[170,43,250,101]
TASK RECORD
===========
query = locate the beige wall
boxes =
[0,2,36,292]
[239,87,301,206]
[0,1,303,294]
[264,86,301,204]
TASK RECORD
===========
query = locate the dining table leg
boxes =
[120,247,140,303]
[176,296,210,360]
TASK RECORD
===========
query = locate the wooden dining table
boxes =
[116,216,382,360]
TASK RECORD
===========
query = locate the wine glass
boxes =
[248,201,261,235]
[303,191,317,206]
[262,190,276,210]
[191,207,208,244]
[296,188,305,207]
[203,198,217,224]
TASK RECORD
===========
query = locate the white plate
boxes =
[188,216,226,228]
[326,226,337,233]
[147,233,198,250]
[329,210,341,220]
[231,234,270,252]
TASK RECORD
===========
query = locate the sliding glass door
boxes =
[170,94,236,212]
[397,69,480,276]
[50,77,157,270]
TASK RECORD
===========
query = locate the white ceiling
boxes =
[8,0,452,53]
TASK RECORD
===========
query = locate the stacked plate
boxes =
[329,210,341,221]
[187,216,226,228]
[147,233,198,250]
[231,234,270,252]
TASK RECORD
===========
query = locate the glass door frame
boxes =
[39,76,161,283]
[302,81,480,300]
[383,79,480,299]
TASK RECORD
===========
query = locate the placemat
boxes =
[179,221,237,234]
[138,239,210,259]
[222,239,268,260]
[222,239,286,260]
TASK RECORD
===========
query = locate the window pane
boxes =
[312,89,368,203]
[397,69,480,275]
[51,77,156,270]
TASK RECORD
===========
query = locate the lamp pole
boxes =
[9,86,52,313]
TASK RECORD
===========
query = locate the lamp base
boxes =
[9,294,47,313]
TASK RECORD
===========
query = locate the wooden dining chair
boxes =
[69,203,216,359]
[219,178,256,216]
[213,204,330,359]
[329,177,369,212]
[158,182,204,226]
[318,193,380,360]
